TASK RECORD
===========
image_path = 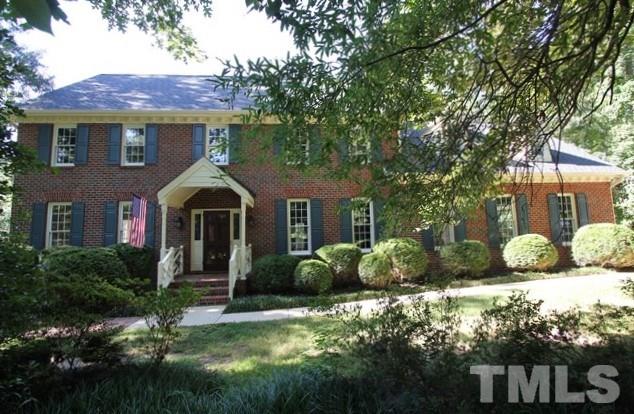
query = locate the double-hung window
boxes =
[348,135,372,164]
[351,199,374,252]
[47,202,72,248]
[285,136,310,165]
[495,195,518,246]
[558,194,578,245]
[118,201,132,243]
[207,126,229,165]
[433,224,455,250]
[122,125,145,166]
[288,199,311,254]
[52,125,77,166]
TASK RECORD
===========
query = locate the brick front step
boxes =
[197,295,230,305]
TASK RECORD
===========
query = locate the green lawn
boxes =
[123,294,501,384]
[224,266,611,313]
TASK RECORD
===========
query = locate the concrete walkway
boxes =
[123,272,634,329]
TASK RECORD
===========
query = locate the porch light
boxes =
[175,215,184,230]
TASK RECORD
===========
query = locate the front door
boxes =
[203,211,230,272]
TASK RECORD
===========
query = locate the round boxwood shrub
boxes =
[248,254,301,294]
[43,246,130,286]
[439,240,490,279]
[503,234,559,271]
[358,252,392,289]
[314,243,362,286]
[571,223,634,268]
[109,243,154,280]
[373,237,427,281]
[293,259,333,294]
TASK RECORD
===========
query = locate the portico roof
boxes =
[157,158,254,208]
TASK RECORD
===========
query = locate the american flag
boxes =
[129,194,147,248]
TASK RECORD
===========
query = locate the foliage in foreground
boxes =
[137,286,201,366]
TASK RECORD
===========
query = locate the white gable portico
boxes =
[156,158,254,296]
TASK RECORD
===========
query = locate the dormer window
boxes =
[534,142,553,162]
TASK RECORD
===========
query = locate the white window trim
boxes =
[285,136,310,166]
[348,138,372,164]
[434,224,455,251]
[351,198,375,253]
[206,124,230,166]
[121,124,146,166]
[118,201,132,244]
[287,198,312,255]
[559,193,578,246]
[496,194,519,245]
[46,202,72,249]
[51,124,77,167]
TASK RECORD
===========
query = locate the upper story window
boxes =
[118,201,132,243]
[496,195,518,246]
[351,199,374,252]
[207,126,229,165]
[349,135,372,164]
[52,125,77,166]
[288,199,311,255]
[122,125,145,166]
[47,202,72,248]
[285,136,310,165]
[558,194,577,245]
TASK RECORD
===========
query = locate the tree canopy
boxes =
[217,0,634,229]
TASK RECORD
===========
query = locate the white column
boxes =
[160,203,168,259]
[240,197,247,278]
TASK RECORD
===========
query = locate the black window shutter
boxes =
[75,124,89,165]
[145,124,158,165]
[576,193,589,227]
[371,134,383,162]
[103,201,117,246]
[485,199,500,248]
[275,199,288,254]
[37,124,52,165]
[229,124,241,163]
[308,126,322,164]
[145,202,156,248]
[454,220,467,242]
[339,199,352,243]
[70,202,85,246]
[310,198,324,251]
[272,126,284,156]
[192,124,205,161]
[547,193,562,245]
[516,193,530,235]
[422,227,435,251]
[106,124,122,165]
[373,200,384,242]
[30,202,46,250]
[339,139,349,163]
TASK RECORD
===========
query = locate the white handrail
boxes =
[227,244,252,300]
[157,245,184,289]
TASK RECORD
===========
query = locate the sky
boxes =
[16,0,295,89]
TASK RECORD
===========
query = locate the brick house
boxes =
[12,74,627,300]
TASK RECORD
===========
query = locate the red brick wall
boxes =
[13,122,617,273]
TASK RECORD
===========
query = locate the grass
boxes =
[224,266,612,313]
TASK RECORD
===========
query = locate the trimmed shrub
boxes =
[294,260,333,294]
[439,240,490,279]
[109,243,154,280]
[503,234,559,271]
[314,243,362,286]
[358,252,392,289]
[248,254,301,294]
[43,247,130,287]
[571,223,634,268]
[373,237,427,281]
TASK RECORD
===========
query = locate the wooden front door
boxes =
[203,211,231,272]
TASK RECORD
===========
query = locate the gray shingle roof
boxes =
[23,74,254,111]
